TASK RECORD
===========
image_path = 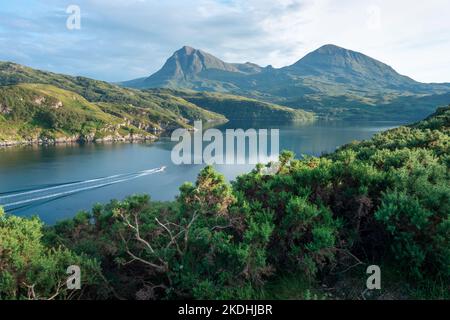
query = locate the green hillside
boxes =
[150,89,315,122]
[0,84,158,145]
[0,62,226,129]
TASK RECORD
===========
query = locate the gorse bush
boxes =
[0,208,101,300]
[277,196,340,279]
[375,190,449,280]
[43,167,274,300]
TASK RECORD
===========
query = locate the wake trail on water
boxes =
[7,192,79,213]
[0,181,86,196]
[0,167,165,209]
[0,173,133,200]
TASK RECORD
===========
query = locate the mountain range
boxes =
[122,44,450,120]
[1,44,449,145]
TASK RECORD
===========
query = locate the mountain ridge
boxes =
[121,44,450,120]
[137,45,263,89]
[284,44,418,88]
[123,44,430,88]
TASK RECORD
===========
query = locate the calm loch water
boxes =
[0,120,403,223]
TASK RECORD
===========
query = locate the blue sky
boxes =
[1,0,449,83]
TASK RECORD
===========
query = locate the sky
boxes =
[0,0,449,83]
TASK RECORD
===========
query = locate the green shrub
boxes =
[274,196,340,279]
[46,167,274,299]
[0,208,101,300]
[375,190,449,280]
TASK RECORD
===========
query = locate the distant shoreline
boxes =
[0,134,157,148]
[0,117,409,149]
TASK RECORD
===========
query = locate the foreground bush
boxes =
[44,167,274,299]
[0,208,101,300]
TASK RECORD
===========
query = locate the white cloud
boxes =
[1,0,449,82]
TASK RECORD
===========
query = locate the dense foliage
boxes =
[0,106,448,300]
[0,208,101,300]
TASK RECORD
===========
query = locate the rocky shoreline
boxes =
[0,133,157,147]
[0,119,226,148]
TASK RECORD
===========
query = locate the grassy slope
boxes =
[0,62,226,131]
[280,91,450,121]
[150,89,315,122]
[0,83,156,142]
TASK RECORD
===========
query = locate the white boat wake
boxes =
[0,167,166,209]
